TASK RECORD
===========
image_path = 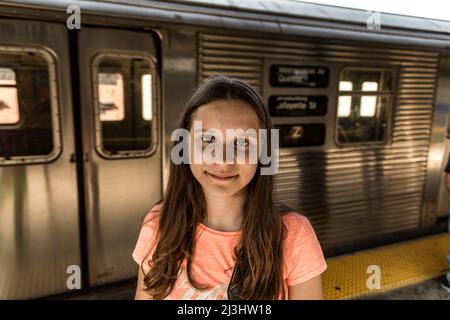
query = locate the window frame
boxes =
[91,51,158,159]
[334,66,396,147]
[0,46,62,166]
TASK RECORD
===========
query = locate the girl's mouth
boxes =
[206,172,238,181]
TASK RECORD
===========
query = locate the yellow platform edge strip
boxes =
[322,233,450,300]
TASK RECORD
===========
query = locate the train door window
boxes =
[336,68,394,145]
[98,72,125,121]
[0,68,20,125]
[0,47,60,164]
[142,74,153,121]
[92,54,157,158]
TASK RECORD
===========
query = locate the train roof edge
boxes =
[1,0,450,49]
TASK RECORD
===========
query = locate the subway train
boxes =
[0,0,449,299]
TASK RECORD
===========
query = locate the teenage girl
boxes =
[133,76,327,300]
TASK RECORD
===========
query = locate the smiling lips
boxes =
[206,172,238,181]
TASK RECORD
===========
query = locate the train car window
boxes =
[142,74,153,121]
[0,68,20,125]
[0,48,60,164]
[336,68,393,145]
[98,72,125,121]
[93,54,157,158]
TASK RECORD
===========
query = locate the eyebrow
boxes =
[193,128,257,133]
[193,128,258,139]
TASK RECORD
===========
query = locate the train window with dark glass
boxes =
[93,54,157,158]
[0,48,60,163]
[336,68,393,144]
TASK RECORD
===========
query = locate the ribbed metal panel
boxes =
[199,33,439,251]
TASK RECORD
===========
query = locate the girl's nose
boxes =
[212,161,236,173]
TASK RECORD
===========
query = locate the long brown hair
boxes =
[142,76,287,299]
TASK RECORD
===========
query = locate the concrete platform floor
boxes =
[360,276,450,300]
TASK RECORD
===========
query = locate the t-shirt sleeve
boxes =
[284,214,328,287]
[132,205,161,273]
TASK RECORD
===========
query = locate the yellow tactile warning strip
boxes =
[322,233,450,300]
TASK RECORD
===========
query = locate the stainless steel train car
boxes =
[0,0,449,299]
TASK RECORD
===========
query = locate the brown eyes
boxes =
[201,134,215,143]
[236,137,249,147]
[201,135,249,147]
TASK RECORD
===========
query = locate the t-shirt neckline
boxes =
[197,221,242,236]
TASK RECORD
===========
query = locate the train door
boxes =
[78,28,161,286]
[0,19,80,299]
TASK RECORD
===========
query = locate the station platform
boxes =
[323,233,450,299]
[51,233,450,300]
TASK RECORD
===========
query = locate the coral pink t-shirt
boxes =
[132,203,327,300]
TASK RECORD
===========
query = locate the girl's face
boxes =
[189,99,261,197]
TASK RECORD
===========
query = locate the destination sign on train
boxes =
[268,95,327,116]
[275,123,326,147]
[270,65,329,87]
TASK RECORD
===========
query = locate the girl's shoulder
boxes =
[133,202,163,271]
[280,210,310,229]
[279,210,319,245]
[279,210,327,286]
[276,203,309,229]
[142,202,163,225]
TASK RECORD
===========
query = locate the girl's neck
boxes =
[203,190,246,232]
